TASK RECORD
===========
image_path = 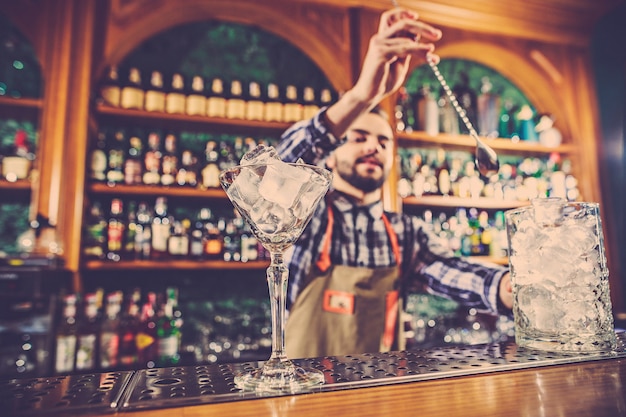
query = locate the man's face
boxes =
[327,112,394,193]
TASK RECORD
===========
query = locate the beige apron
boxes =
[285,206,403,358]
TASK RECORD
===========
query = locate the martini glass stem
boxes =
[266,250,289,362]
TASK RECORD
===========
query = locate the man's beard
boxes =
[337,164,386,193]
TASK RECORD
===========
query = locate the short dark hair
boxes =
[369,105,389,121]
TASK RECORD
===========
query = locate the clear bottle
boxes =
[151,197,171,259]
[206,77,227,118]
[83,202,107,261]
[160,133,179,186]
[144,70,166,112]
[264,82,283,122]
[99,291,122,369]
[143,131,162,185]
[75,293,101,371]
[99,65,121,107]
[123,133,144,185]
[54,294,78,374]
[201,140,221,188]
[302,86,320,120]
[120,67,145,110]
[186,75,207,116]
[89,131,108,182]
[226,79,246,119]
[123,201,138,259]
[167,219,189,258]
[106,198,125,262]
[134,201,152,260]
[245,81,265,121]
[416,84,439,136]
[118,289,141,368]
[176,149,198,187]
[282,84,303,122]
[137,292,158,368]
[165,73,186,114]
[106,130,126,185]
[476,76,501,138]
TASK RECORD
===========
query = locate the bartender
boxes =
[277,7,513,358]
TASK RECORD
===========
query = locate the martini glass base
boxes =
[234,359,325,394]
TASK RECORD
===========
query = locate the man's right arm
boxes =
[276,107,343,165]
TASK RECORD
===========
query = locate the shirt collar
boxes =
[329,190,384,220]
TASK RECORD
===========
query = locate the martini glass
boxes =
[219,161,332,393]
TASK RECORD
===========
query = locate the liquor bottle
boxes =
[245,81,264,121]
[264,82,283,122]
[415,84,439,136]
[99,291,122,369]
[186,75,207,116]
[88,131,108,182]
[452,72,478,135]
[282,84,303,123]
[120,67,145,110]
[124,201,138,259]
[106,130,126,185]
[118,289,141,368]
[434,148,452,196]
[319,87,333,108]
[107,198,125,262]
[240,221,258,262]
[189,208,209,260]
[143,131,162,185]
[99,65,121,107]
[83,201,107,260]
[54,294,78,374]
[144,70,166,112]
[476,76,501,138]
[156,287,182,367]
[201,141,221,188]
[75,293,101,371]
[176,149,198,187]
[137,292,158,368]
[151,197,171,259]
[395,86,414,132]
[217,140,237,171]
[203,214,224,260]
[165,73,186,114]
[226,79,245,119]
[123,133,143,185]
[206,77,227,118]
[302,86,320,120]
[222,218,241,262]
[134,201,152,260]
[160,133,179,186]
[167,220,189,258]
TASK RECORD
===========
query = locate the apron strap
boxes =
[316,205,402,273]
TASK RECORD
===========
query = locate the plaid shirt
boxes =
[277,109,509,314]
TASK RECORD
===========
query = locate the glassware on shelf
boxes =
[219,150,331,394]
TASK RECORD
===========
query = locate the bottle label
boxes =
[158,335,179,357]
[245,100,265,121]
[75,334,96,370]
[264,102,283,122]
[101,86,121,107]
[168,236,189,256]
[152,223,170,252]
[100,331,119,368]
[120,87,144,110]
[202,164,221,188]
[55,335,77,373]
[205,238,223,257]
[207,97,226,118]
[124,160,143,185]
[166,93,186,114]
[186,95,207,116]
[144,90,166,112]
[108,223,124,251]
[303,104,320,120]
[89,149,107,181]
[190,240,203,257]
[226,98,245,119]
[283,103,303,123]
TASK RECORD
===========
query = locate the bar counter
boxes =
[4,335,626,417]
[108,358,626,417]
